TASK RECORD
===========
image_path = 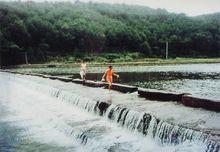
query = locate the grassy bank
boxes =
[4,57,220,76]
[9,57,220,69]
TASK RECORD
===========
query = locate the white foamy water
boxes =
[0,72,215,151]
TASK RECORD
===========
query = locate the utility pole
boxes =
[24,52,28,64]
[165,42,169,59]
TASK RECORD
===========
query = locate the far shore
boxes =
[3,57,220,69]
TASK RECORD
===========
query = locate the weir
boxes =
[1,71,219,152]
[8,70,220,112]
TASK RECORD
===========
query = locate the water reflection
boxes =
[129,79,220,100]
[71,72,220,82]
[11,63,220,100]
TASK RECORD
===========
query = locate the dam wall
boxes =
[1,70,220,112]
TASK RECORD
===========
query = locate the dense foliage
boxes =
[0,1,220,65]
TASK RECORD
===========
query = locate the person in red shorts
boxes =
[101,66,119,91]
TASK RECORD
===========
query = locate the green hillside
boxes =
[0,1,220,65]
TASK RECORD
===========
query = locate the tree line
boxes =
[0,1,220,65]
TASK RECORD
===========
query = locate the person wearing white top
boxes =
[80,60,87,83]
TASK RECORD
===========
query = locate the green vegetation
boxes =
[45,53,220,65]
[0,1,220,66]
[47,52,144,63]
[14,57,220,68]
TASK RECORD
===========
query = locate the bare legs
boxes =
[82,75,86,85]
[108,82,112,91]
[80,73,86,85]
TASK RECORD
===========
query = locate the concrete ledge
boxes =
[24,73,32,75]
[72,79,105,87]
[71,79,137,93]
[40,75,50,78]
[44,75,59,80]
[138,88,184,101]
[111,83,138,93]
[85,80,105,87]
[32,73,46,77]
[10,71,20,74]
[55,77,72,82]
[72,79,83,84]
[181,95,220,112]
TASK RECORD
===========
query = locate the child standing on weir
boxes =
[80,60,87,84]
[102,66,119,91]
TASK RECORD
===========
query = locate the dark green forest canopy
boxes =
[0,1,220,64]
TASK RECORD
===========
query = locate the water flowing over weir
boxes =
[0,72,220,152]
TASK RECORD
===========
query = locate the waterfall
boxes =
[2,72,219,152]
[104,105,219,152]
[104,105,158,137]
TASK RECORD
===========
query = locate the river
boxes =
[0,71,219,152]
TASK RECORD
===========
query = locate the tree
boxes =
[140,41,152,56]
[0,1,219,65]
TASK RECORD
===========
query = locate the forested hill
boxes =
[0,1,220,64]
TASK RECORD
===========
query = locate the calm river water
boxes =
[12,63,220,100]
